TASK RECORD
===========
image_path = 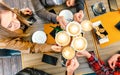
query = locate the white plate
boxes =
[32,31,47,44]
[59,9,73,23]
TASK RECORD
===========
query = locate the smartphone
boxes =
[115,21,120,30]
[49,9,56,14]
[42,54,58,66]
[61,55,67,67]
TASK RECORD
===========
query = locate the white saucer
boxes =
[32,31,47,44]
[59,9,73,23]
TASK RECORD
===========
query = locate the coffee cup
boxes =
[55,31,71,46]
[81,20,93,31]
[66,21,81,36]
[71,37,87,52]
[62,46,75,59]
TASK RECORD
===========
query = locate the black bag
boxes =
[16,67,51,75]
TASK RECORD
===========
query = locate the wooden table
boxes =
[3,0,120,75]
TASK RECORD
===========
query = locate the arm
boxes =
[31,0,57,23]
[76,51,113,74]
[66,57,79,75]
[31,0,67,29]
[1,38,61,53]
[75,0,85,12]
[73,0,85,22]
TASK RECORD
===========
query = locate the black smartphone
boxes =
[115,21,120,31]
[49,9,56,14]
[61,55,67,67]
[42,54,58,66]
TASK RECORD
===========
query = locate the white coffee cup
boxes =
[71,37,87,52]
[66,21,81,36]
[62,46,75,59]
[55,31,71,46]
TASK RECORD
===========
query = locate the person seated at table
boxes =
[15,67,51,75]
[0,1,61,53]
[31,0,85,29]
[74,50,120,75]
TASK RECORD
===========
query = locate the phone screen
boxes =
[42,54,58,66]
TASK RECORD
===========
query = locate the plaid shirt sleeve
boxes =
[87,52,114,75]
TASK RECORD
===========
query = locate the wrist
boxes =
[84,51,91,58]
[79,10,83,13]
[56,16,59,22]
[116,54,120,58]
[66,70,74,75]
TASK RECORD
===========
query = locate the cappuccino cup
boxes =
[62,46,75,59]
[71,37,87,52]
[55,31,71,46]
[66,21,81,36]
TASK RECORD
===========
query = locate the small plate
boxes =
[32,31,47,44]
[59,9,73,23]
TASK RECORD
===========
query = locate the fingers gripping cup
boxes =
[71,37,87,52]
[66,21,81,36]
[62,46,75,59]
[55,31,71,46]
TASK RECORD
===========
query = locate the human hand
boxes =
[66,0,75,7]
[76,50,91,58]
[20,8,32,15]
[51,45,62,52]
[74,10,84,23]
[56,16,67,29]
[108,54,120,70]
[0,0,3,2]
[66,57,79,75]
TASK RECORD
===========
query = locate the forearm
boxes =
[87,52,113,74]
[31,0,57,23]
[36,9,57,23]
[66,71,74,75]
[75,0,85,12]
[4,38,53,53]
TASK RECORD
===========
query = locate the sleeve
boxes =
[87,52,113,74]
[75,0,85,12]
[31,0,57,23]
[1,38,53,53]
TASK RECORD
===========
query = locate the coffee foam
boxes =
[55,31,70,46]
[71,37,87,52]
[66,21,81,36]
[62,46,75,59]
